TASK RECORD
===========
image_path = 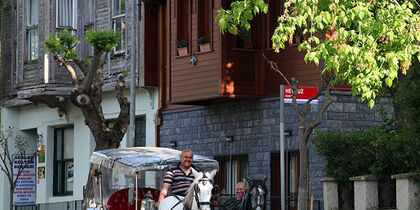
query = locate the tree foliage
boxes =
[217,0,420,108]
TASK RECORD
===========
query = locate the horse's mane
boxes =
[183,171,204,208]
[245,178,268,209]
[249,179,268,193]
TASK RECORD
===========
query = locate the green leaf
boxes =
[368,100,375,109]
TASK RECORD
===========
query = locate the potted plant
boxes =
[176,39,189,56]
[198,36,211,52]
[237,29,252,49]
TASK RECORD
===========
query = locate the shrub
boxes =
[176,40,189,48]
[311,126,420,181]
[198,36,210,45]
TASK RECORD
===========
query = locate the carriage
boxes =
[87,147,219,210]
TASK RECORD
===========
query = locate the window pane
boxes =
[86,0,94,23]
[57,0,74,28]
[113,0,125,16]
[65,161,74,192]
[113,18,126,51]
[26,0,38,26]
[27,28,38,60]
[135,116,146,147]
[55,129,63,161]
[63,127,74,159]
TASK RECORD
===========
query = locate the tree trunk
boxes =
[10,187,14,210]
[297,125,309,210]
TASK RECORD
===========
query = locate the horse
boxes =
[242,176,267,210]
[158,168,217,210]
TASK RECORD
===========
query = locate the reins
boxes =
[193,173,213,209]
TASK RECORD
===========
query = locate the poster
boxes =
[13,155,36,205]
[37,145,45,163]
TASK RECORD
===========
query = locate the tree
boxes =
[0,127,36,210]
[217,0,420,209]
[45,29,130,205]
[45,30,130,151]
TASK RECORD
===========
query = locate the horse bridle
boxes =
[193,173,213,209]
[249,185,266,209]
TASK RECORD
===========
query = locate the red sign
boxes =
[284,86,318,104]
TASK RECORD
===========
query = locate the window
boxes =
[134,116,146,147]
[271,151,299,210]
[268,0,283,48]
[83,0,94,57]
[53,127,74,196]
[224,0,259,49]
[176,0,190,54]
[26,0,38,61]
[215,155,248,196]
[56,0,77,34]
[197,0,212,52]
[112,0,126,53]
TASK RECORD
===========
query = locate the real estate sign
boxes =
[13,155,36,205]
[284,86,318,104]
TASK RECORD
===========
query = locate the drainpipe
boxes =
[128,0,138,147]
[155,3,164,147]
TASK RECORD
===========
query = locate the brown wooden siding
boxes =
[169,0,221,103]
[263,46,320,96]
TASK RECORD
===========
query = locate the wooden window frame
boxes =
[25,0,39,61]
[197,0,212,52]
[270,151,299,210]
[215,155,249,197]
[176,0,191,55]
[83,0,95,58]
[56,0,77,35]
[112,0,126,54]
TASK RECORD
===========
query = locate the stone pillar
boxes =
[320,177,339,210]
[391,173,420,210]
[349,175,379,210]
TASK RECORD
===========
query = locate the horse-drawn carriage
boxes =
[87,147,219,210]
[87,147,267,210]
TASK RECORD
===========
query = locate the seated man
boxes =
[219,182,246,210]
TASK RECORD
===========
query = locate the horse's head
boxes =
[246,176,267,210]
[184,168,217,210]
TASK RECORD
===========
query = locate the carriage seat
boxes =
[106,187,160,210]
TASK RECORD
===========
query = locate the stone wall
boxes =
[159,91,390,210]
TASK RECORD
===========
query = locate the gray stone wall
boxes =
[159,91,390,210]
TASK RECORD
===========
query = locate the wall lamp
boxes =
[169,141,177,147]
[284,130,292,137]
[225,136,234,142]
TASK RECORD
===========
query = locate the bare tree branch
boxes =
[263,54,292,87]
[54,55,79,81]
[73,58,88,76]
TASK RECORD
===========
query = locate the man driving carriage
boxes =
[157,149,200,208]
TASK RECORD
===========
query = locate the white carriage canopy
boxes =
[89,147,219,176]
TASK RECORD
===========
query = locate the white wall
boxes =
[0,87,158,209]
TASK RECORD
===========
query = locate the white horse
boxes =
[158,168,217,210]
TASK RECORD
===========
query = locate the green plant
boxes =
[176,40,189,48]
[237,29,251,42]
[311,126,420,182]
[198,36,210,45]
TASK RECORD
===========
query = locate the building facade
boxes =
[156,0,391,209]
[0,0,160,209]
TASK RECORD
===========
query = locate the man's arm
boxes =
[157,183,171,207]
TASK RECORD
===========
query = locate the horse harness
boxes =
[193,173,213,209]
[249,184,266,209]
[169,173,213,210]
